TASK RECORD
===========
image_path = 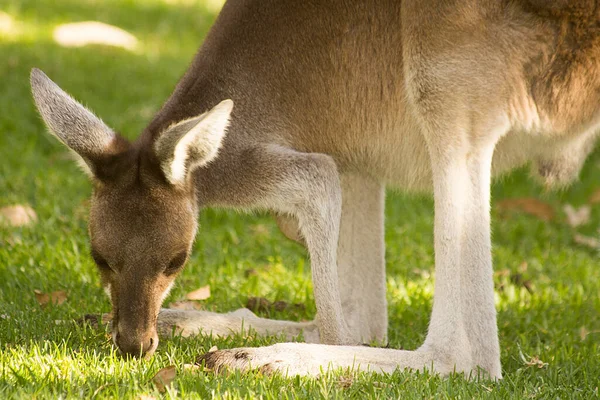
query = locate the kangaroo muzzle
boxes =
[114,324,159,358]
[112,282,163,358]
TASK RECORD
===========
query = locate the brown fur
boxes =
[88,150,197,355]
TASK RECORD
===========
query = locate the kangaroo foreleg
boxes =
[156,308,320,343]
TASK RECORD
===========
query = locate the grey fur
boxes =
[30,69,115,161]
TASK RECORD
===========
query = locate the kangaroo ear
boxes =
[30,68,125,177]
[155,99,233,185]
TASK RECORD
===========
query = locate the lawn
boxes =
[0,0,599,398]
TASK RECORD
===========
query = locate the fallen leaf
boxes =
[518,262,528,273]
[183,363,201,371]
[34,290,67,307]
[519,348,548,369]
[411,268,431,279]
[208,345,218,353]
[246,297,271,312]
[337,375,354,389]
[494,269,510,278]
[522,280,533,293]
[250,224,270,236]
[90,383,115,398]
[573,234,600,250]
[509,272,524,286]
[138,395,157,400]
[496,198,554,221]
[244,268,258,277]
[102,313,113,324]
[0,204,37,227]
[563,204,591,227]
[579,326,600,341]
[3,235,23,247]
[168,301,202,311]
[580,326,590,341]
[481,385,494,393]
[589,188,600,204]
[152,365,177,393]
[186,285,211,301]
[273,301,291,312]
[524,355,547,368]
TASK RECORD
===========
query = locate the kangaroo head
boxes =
[30,69,233,358]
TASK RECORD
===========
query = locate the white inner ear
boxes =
[156,99,233,185]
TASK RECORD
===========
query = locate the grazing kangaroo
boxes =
[31,0,600,378]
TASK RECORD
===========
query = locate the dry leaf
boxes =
[244,268,258,277]
[496,198,554,221]
[208,345,218,353]
[0,204,37,227]
[186,285,211,301]
[250,224,270,236]
[337,375,354,389]
[168,301,202,311]
[519,348,548,369]
[518,262,528,273]
[272,300,291,312]
[102,313,113,324]
[411,268,431,279]
[183,363,201,371]
[481,385,494,393]
[509,273,524,287]
[138,396,157,400]
[34,289,67,307]
[524,355,548,368]
[496,270,533,293]
[579,326,600,341]
[563,204,591,227]
[152,365,177,393]
[246,297,271,312]
[522,280,533,293]
[589,188,600,204]
[573,234,600,250]
[494,269,510,278]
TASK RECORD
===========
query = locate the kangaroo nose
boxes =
[115,330,159,358]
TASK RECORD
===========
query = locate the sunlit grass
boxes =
[1,0,599,398]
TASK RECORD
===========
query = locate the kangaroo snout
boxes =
[114,327,159,358]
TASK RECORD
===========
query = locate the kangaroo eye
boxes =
[91,249,111,272]
[165,251,188,275]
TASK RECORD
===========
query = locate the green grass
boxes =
[1,1,599,398]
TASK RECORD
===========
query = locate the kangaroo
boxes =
[31,0,600,378]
